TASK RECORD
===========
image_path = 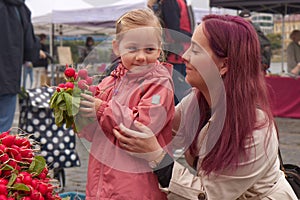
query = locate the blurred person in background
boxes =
[0,0,44,132]
[286,29,300,75]
[148,0,195,76]
[78,36,96,63]
[33,33,49,87]
[239,10,272,73]
[22,61,34,89]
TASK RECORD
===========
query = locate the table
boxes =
[266,76,300,118]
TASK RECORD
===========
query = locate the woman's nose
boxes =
[182,50,189,62]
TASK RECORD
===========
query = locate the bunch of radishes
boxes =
[56,64,98,95]
[0,131,61,200]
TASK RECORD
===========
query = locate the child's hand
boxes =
[79,93,102,119]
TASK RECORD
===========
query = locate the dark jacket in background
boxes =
[159,0,194,64]
[0,0,40,95]
[33,42,48,69]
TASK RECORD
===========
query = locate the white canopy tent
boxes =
[25,0,217,56]
[26,0,147,36]
[26,0,216,35]
[25,0,147,56]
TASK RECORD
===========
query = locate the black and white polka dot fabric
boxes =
[19,87,80,169]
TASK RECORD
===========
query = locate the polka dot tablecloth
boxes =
[19,87,80,169]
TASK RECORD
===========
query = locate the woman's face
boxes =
[183,24,225,92]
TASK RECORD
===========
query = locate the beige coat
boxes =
[169,97,297,200]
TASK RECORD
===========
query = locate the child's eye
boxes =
[127,47,138,52]
[145,48,156,53]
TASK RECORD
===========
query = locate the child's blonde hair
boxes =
[115,8,162,42]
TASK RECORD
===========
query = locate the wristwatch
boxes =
[148,151,166,169]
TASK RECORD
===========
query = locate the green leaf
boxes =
[1,164,14,171]
[73,87,82,97]
[11,183,30,192]
[55,93,64,106]
[50,91,59,108]
[28,156,46,176]
[65,116,74,128]
[72,95,81,116]
[64,92,74,116]
[8,173,17,187]
[54,108,64,126]
[58,102,67,111]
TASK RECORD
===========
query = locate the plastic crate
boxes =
[59,192,86,200]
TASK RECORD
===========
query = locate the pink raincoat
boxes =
[81,61,175,200]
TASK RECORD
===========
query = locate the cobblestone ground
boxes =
[12,105,300,194]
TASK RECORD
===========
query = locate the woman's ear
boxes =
[220,57,228,76]
[112,39,120,56]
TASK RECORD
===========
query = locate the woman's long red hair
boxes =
[199,15,273,174]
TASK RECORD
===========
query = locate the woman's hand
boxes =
[39,50,46,59]
[291,63,300,75]
[113,121,163,162]
[79,93,102,119]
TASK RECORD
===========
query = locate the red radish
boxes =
[78,79,88,90]
[8,160,17,169]
[0,144,6,153]
[85,76,93,85]
[78,69,88,79]
[22,174,32,185]
[64,67,76,78]
[1,135,16,147]
[31,179,38,188]
[0,184,7,195]
[0,179,8,185]
[30,189,41,200]
[74,72,78,80]
[38,172,46,180]
[58,83,65,88]
[41,168,48,175]
[0,153,9,163]
[65,82,74,89]
[20,148,33,158]
[20,197,31,200]
[0,132,9,139]
[15,177,22,184]
[89,85,98,95]
[14,137,29,147]
[38,183,48,195]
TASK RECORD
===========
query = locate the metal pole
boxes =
[50,24,55,86]
[281,4,288,73]
[281,14,285,73]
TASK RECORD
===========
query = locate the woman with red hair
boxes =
[113,14,297,199]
